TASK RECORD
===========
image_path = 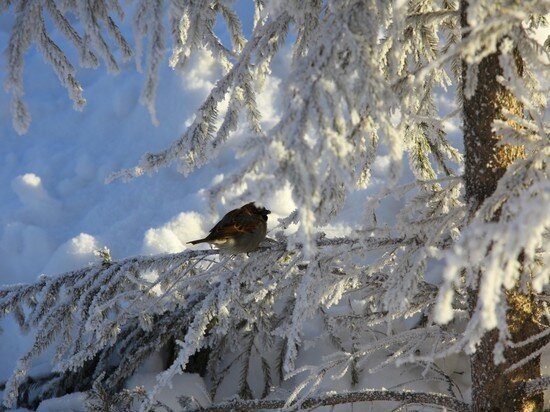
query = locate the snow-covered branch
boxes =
[435,145,550,357]
[184,389,469,412]
[0,219,444,405]
[0,192,461,408]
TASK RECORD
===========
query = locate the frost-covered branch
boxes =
[184,389,469,412]
[3,0,131,134]
[0,183,462,408]
[0,157,468,409]
[108,10,291,183]
[435,145,550,357]
[2,0,251,131]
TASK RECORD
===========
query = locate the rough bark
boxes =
[461,2,545,411]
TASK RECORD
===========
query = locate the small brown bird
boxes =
[188,202,271,253]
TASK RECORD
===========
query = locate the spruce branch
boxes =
[185,389,469,412]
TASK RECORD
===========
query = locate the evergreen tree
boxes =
[1,0,548,410]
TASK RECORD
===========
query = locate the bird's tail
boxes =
[187,238,207,245]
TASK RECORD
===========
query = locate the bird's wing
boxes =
[209,208,241,233]
[208,211,259,238]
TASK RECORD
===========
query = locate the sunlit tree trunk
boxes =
[461,2,545,411]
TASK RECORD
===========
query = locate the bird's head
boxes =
[243,202,271,221]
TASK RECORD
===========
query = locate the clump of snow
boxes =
[128,372,211,410]
[143,212,206,254]
[11,173,62,225]
[37,392,86,412]
[126,352,211,410]
[264,185,296,219]
[43,233,101,275]
[180,49,223,93]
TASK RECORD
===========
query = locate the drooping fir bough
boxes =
[1,0,549,410]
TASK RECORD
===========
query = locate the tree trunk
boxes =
[460,2,545,411]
